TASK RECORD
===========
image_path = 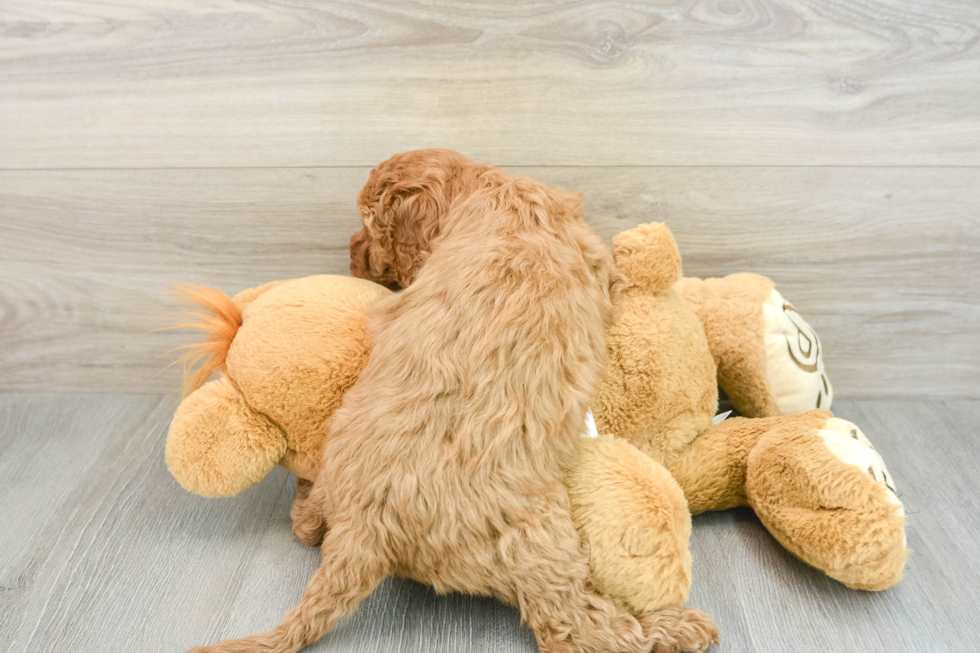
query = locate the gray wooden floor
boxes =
[0,396,977,652]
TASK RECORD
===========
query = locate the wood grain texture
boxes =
[2,167,977,397]
[0,396,977,652]
[0,394,537,653]
[1,0,979,168]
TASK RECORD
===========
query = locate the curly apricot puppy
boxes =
[190,164,717,653]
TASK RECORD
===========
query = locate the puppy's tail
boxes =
[168,285,242,397]
[187,524,387,653]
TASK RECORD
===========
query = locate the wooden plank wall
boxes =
[1,0,978,397]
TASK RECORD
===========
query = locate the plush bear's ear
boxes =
[612,223,682,293]
[166,376,287,498]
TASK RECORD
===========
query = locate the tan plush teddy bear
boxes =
[166,224,906,622]
[166,275,388,497]
[573,223,906,608]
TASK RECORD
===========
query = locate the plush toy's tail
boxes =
[169,285,242,397]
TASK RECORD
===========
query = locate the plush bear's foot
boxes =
[762,289,833,414]
[746,414,907,591]
[817,418,903,511]
[674,274,832,418]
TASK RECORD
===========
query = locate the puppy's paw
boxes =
[763,289,833,413]
[641,606,720,652]
[290,488,327,546]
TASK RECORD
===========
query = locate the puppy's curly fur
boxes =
[190,154,718,653]
[350,148,496,289]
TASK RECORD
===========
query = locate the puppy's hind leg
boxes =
[290,478,327,546]
[188,520,389,653]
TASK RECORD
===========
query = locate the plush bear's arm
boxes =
[673,274,775,417]
[166,376,288,497]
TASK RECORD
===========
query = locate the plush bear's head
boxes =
[592,223,719,460]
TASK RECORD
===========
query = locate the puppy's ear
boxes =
[357,181,442,289]
[354,149,477,288]
[348,230,373,282]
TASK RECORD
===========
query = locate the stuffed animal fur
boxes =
[166,224,906,622]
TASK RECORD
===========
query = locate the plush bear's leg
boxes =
[674,274,832,417]
[504,499,719,653]
[746,415,907,591]
[567,436,694,615]
[666,412,830,513]
[669,412,906,590]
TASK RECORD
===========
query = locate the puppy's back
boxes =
[319,178,614,552]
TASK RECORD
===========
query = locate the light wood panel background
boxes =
[1,0,979,395]
[2,0,980,168]
[2,167,977,396]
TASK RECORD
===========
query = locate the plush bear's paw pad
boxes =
[763,289,833,413]
[818,417,903,516]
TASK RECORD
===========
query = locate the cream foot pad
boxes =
[763,288,833,413]
[819,417,905,519]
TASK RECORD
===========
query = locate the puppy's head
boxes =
[455,176,622,328]
[351,148,495,289]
